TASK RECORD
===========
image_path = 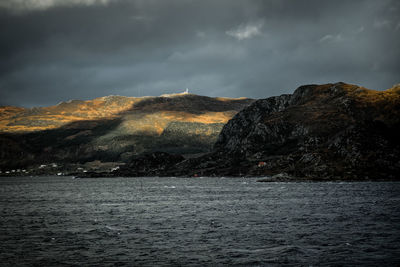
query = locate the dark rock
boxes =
[170,82,400,180]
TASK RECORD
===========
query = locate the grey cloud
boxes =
[0,0,399,107]
[0,0,112,12]
[226,20,264,40]
[318,34,343,43]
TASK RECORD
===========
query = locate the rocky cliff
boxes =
[0,93,254,170]
[168,83,400,180]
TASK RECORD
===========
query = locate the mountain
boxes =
[150,82,400,180]
[0,93,254,170]
[3,83,399,180]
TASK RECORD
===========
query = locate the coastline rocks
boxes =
[114,152,185,177]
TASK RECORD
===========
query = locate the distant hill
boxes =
[0,93,254,169]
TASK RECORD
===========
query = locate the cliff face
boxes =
[0,93,254,169]
[174,83,400,180]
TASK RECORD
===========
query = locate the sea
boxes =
[0,176,399,266]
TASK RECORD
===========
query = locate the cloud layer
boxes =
[0,0,399,107]
[0,0,111,12]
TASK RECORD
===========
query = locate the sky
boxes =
[0,0,399,107]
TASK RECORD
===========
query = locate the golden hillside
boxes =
[0,93,254,134]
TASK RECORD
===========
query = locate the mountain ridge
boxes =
[0,93,254,170]
[1,82,399,180]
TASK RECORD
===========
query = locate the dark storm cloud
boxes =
[0,0,399,107]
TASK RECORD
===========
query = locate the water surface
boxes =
[1,176,399,266]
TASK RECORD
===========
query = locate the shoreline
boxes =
[0,174,399,182]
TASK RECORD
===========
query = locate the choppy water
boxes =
[0,177,399,266]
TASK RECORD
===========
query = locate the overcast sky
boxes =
[0,0,399,107]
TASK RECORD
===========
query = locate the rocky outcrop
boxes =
[170,83,400,180]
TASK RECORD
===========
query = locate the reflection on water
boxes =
[0,177,399,266]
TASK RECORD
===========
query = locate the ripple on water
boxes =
[0,177,399,266]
